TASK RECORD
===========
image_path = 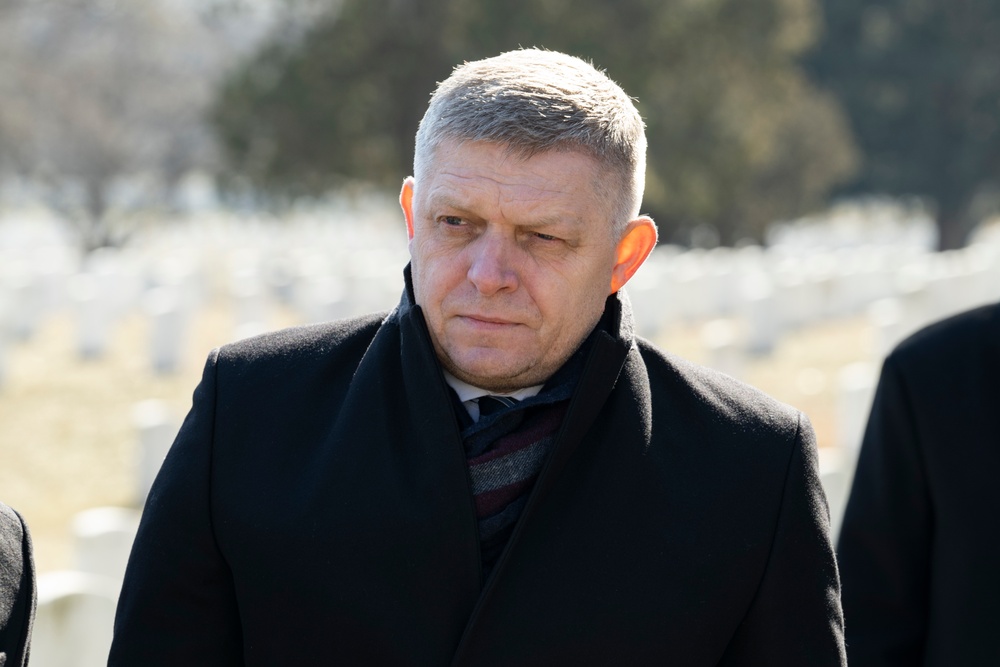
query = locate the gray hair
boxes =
[413,49,647,235]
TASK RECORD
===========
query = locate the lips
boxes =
[456,315,524,334]
[461,314,518,325]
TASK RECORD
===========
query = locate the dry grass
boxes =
[0,298,300,572]
[655,315,875,449]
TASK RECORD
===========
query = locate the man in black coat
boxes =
[838,301,1000,665]
[110,49,845,665]
[0,501,34,667]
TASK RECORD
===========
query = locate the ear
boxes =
[400,177,416,240]
[610,216,658,293]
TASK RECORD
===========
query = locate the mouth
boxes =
[458,314,521,328]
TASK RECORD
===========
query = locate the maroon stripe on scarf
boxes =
[474,478,535,517]
[469,403,568,465]
[467,402,567,523]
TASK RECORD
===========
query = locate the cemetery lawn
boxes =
[0,304,872,573]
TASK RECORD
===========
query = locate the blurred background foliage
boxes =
[0,0,230,250]
[807,0,1000,250]
[211,0,860,246]
[1,0,998,250]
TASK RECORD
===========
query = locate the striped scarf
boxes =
[455,357,582,581]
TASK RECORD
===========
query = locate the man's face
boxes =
[401,139,629,392]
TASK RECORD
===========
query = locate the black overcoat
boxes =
[111,275,845,665]
[838,301,1000,665]
[0,501,35,667]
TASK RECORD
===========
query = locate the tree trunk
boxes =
[935,197,978,251]
[81,179,111,253]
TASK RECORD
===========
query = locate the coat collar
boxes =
[392,263,635,471]
[392,264,636,645]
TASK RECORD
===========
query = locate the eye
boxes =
[533,232,559,242]
[440,216,465,227]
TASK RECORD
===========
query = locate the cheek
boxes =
[536,272,604,326]
[566,268,612,327]
[413,252,465,312]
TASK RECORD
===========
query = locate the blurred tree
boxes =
[0,1,225,250]
[808,0,1000,250]
[0,0,308,251]
[213,0,858,245]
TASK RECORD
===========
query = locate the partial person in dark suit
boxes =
[0,501,35,667]
[838,301,1000,666]
[110,48,845,665]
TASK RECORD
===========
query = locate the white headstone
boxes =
[669,255,709,322]
[68,273,113,359]
[133,400,178,503]
[0,331,7,391]
[72,507,141,584]
[836,362,878,451]
[31,571,118,667]
[296,274,347,325]
[772,269,810,330]
[6,267,44,341]
[625,259,672,339]
[228,249,268,329]
[819,446,857,543]
[143,287,186,374]
[895,265,933,337]
[705,251,738,316]
[739,272,779,355]
[702,319,745,379]
[868,298,905,361]
[231,279,268,332]
[263,255,298,305]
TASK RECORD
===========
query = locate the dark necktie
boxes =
[477,395,519,418]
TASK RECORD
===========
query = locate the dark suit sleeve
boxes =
[0,504,35,667]
[109,350,244,665]
[719,414,847,666]
[837,355,931,666]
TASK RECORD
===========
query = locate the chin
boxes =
[449,356,536,391]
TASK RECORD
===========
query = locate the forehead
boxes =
[419,140,606,212]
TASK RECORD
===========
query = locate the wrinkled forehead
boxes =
[414,139,621,238]
[418,137,619,198]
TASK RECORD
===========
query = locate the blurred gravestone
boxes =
[72,507,141,585]
[263,254,298,304]
[229,248,268,332]
[773,269,809,330]
[296,273,347,325]
[818,446,856,542]
[68,273,112,359]
[895,268,932,338]
[133,399,178,503]
[662,254,704,323]
[6,265,44,341]
[0,287,8,389]
[702,319,745,380]
[0,330,6,390]
[739,272,779,355]
[32,571,118,667]
[143,286,186,374]
[626,256,672,339]
[836,362,877,451]
[231,278,267,334]
[868,298,904,361]
[86,247,142,321]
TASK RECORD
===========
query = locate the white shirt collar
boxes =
[442,370,544,421]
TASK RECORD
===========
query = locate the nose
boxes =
[467,230,518,295]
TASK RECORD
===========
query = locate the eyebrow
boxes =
[426,193,474,213]
[426,193,585,229]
